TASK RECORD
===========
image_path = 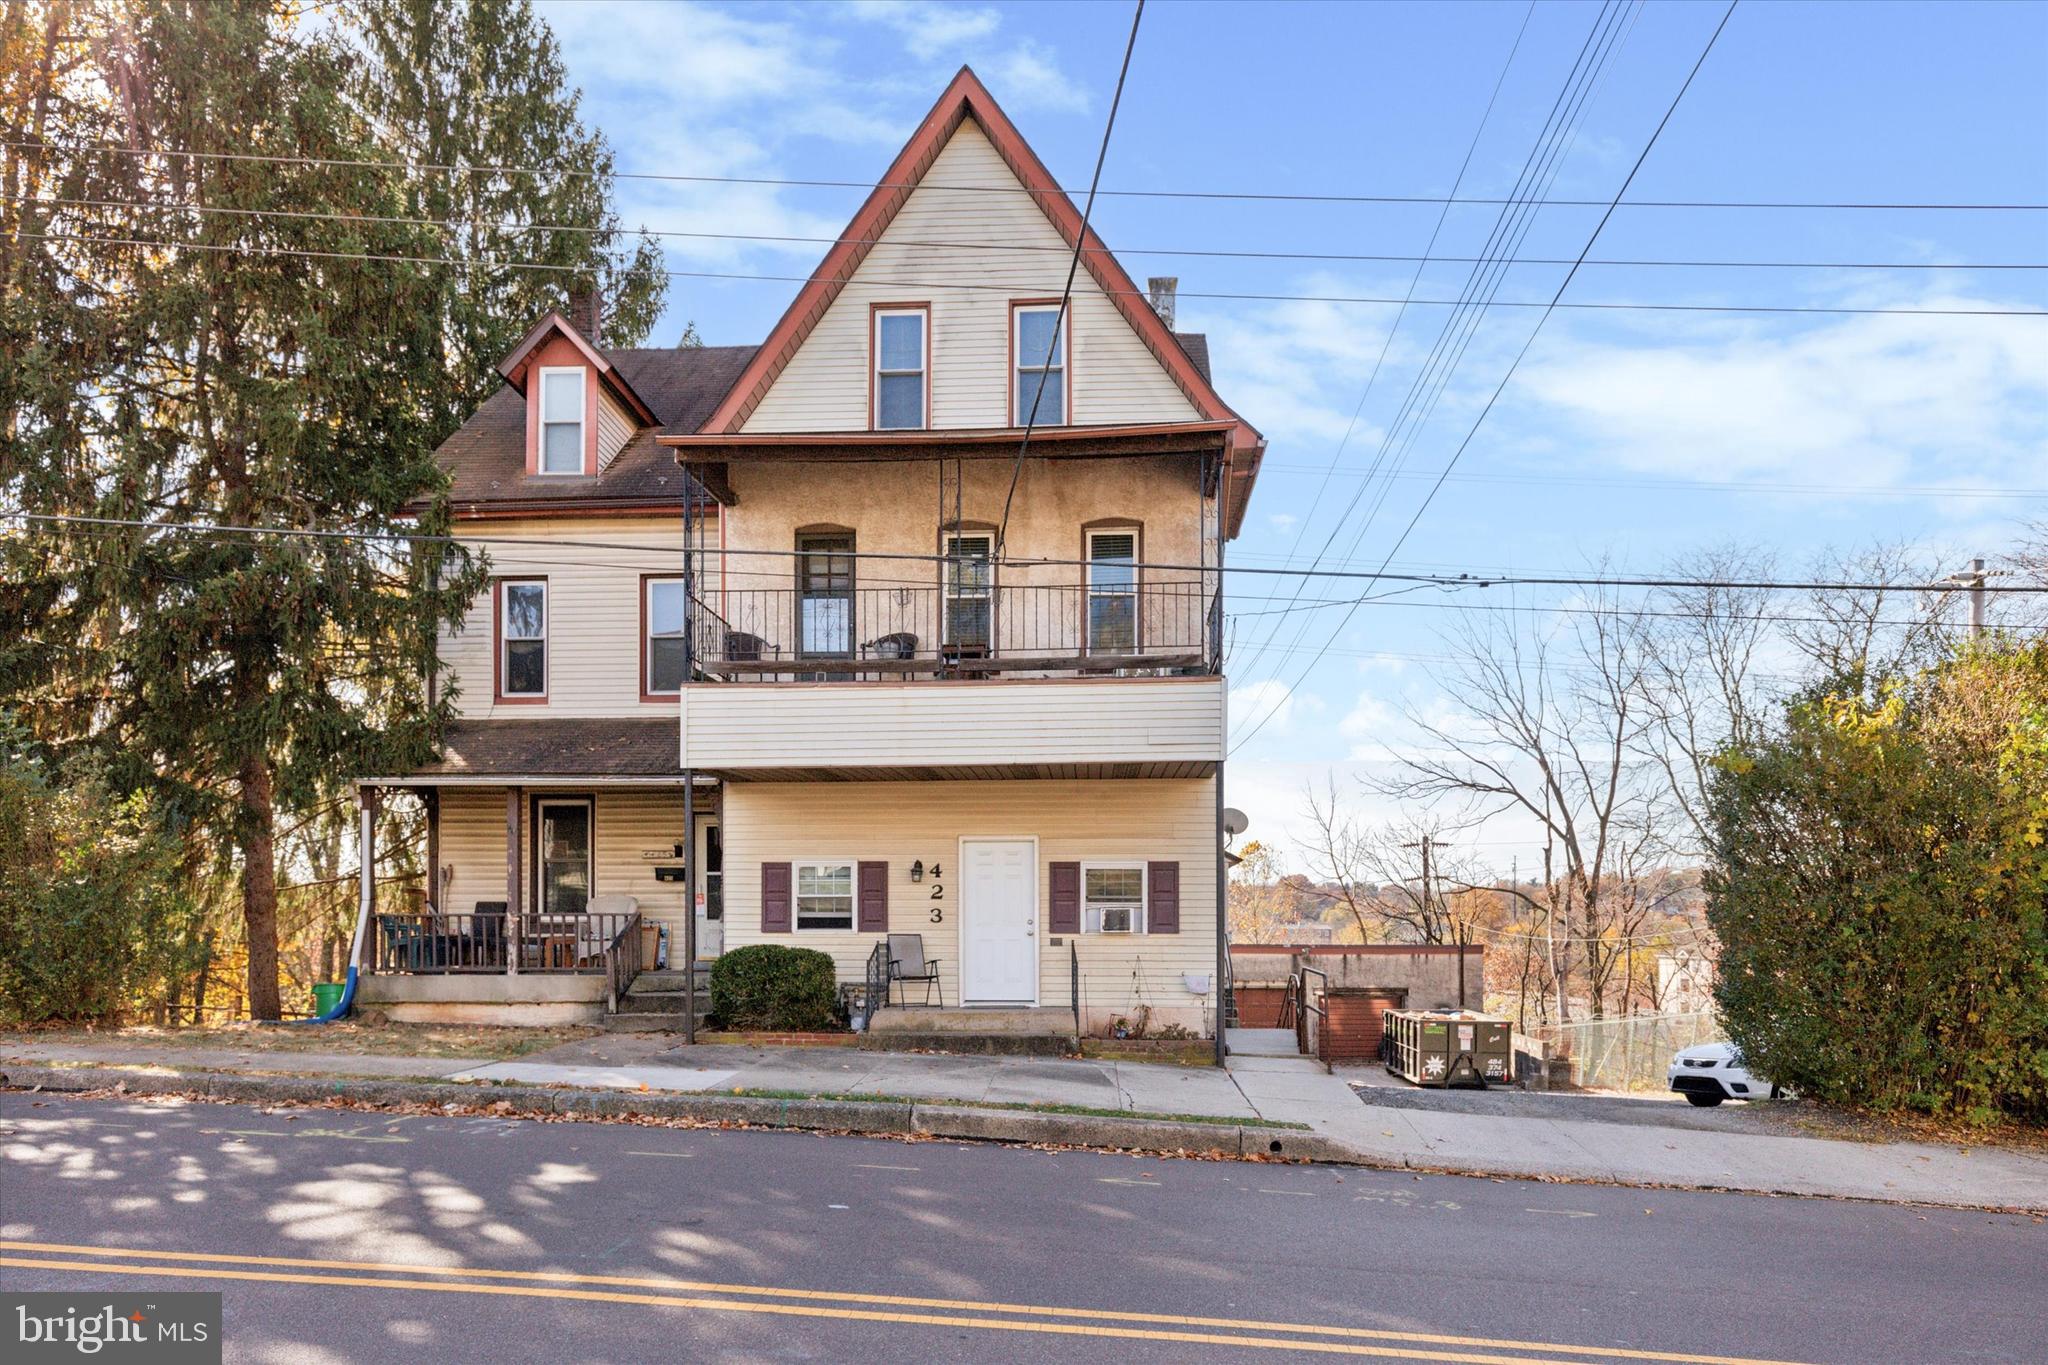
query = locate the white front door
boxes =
[960,838,1038,1004]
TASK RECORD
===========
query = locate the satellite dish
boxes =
[1221,807,1250,837]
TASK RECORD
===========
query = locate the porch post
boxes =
[681,481,699,1043]
[424,788,441,912]
[506,786,522,976]
[358,785,377,973]
[1214,446,1230,1068]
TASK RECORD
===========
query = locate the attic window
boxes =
[872,307,927,430]
[1013,303,1067,426]
[539,367,585,474]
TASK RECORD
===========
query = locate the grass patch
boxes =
[725,1087,1310,1130]
[0,1022,597,1062]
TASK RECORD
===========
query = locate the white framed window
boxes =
[538,366,586,474]
[795,861,856,931]
[499,579,547,698]
[1013,303,1066,426]
[644,577,686,696]
[1082,863,1145,934]
[872,308,927,430]
[1085,528,1138,653]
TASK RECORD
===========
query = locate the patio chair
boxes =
[886,933,943,1008]
[582,894,640,964]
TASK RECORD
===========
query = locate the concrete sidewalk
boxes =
[5,1033,2042,1211]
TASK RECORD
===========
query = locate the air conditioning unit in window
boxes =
[1099,905,1135,933]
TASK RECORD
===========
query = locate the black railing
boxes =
[689,581,1219,680]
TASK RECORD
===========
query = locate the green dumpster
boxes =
[1382,1008,1512,1088]
[310,981,346,1017]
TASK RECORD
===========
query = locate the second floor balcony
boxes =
[686,577,1220,682]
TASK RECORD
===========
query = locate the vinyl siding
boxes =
[722,778,1220,1032]
[435,787,690,944]
[596,390,634,471]
[681,677,1225,772]
[741,122,1200,433]
[442,516,704,719]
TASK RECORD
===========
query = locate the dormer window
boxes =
[1012,302,1067,426]
[539,366,586,474]
[872,306,927,430]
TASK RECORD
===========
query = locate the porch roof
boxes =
[383,718,681,781]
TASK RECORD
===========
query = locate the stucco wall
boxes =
[1230,946,1484,1011]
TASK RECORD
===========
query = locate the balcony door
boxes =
[1085,528,1139,655]
[942,532,993,653]
[796,530,854,661]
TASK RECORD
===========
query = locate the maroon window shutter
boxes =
[761,862,792,933]
[1147,861,1180,934]
[857,861,889,932]
[1049,861,1081,935]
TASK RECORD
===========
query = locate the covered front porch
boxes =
[354,719,719,1024]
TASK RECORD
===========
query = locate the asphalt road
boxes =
[1,1092,2040,1364]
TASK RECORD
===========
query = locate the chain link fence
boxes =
[1525,1010,1720,1091]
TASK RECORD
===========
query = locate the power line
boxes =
[27,194,2044,272]
[1231,0,1643,693]
[13,138,2044,210]
[24,230,2043,318]
[1234,0,1741,755]
[1251,464,2048,500]
[998,0,1143,556]
[18,510,2048,592]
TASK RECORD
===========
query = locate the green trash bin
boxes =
[310,981,346,1017]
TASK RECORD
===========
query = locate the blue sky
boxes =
[538,0,2048,863]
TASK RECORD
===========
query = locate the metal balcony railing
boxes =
[687,581,1220,681]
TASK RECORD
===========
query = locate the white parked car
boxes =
[1667,1041,1780,1107]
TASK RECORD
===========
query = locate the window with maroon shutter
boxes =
[1048,861,1081,934]
[857,861,889,932]
[761,862,792,932]
[1147,861,1180,933]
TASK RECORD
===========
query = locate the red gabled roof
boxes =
[697,66,1263,457]
[497,311,660,426]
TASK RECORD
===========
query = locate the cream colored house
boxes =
[357,67,1265,1041]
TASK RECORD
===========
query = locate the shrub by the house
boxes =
[1706,641,2048,1126]
[708,944,841,1031]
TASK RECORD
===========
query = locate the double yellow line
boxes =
[0,1241,1808,1365]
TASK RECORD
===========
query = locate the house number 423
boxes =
[925,863,944,922]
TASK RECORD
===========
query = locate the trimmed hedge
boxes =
[708,944,841,1032]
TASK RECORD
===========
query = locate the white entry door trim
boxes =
[958,836,1039,1005]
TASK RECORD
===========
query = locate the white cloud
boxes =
[1267,512,1297,532]
[1516,295,2048,495]
[846,1,1001,60]
[1229,680,1322,738]
[984,39,1090,113]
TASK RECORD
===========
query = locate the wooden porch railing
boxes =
[370,911,641,977]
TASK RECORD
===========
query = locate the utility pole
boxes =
[1406,834,1465,1009]
[1969,557,1987,639]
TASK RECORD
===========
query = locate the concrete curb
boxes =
[0,1064,1330,1162]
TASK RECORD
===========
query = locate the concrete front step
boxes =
[628,969,711,995]
[861,1005,1077,1057]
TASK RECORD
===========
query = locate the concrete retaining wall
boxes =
[358,973,606,1026]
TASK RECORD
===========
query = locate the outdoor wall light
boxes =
[910,860,924,883]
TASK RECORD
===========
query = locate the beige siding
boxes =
[682,677,1223,772]
[596,390,634,471]
[741,122,1199,433]
[443,516,703,719]
[434,787,690,944]
[722,779,1219,1033]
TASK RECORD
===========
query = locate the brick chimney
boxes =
[566,284,603,346]
[1146,276,1178,330]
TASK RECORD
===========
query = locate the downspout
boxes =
[300,783,375,1023]
[682,481,698,1044]
[1213,443,1230,1067]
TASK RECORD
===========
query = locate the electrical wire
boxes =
[18,231,2046,318]
[13,138,2044,210]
